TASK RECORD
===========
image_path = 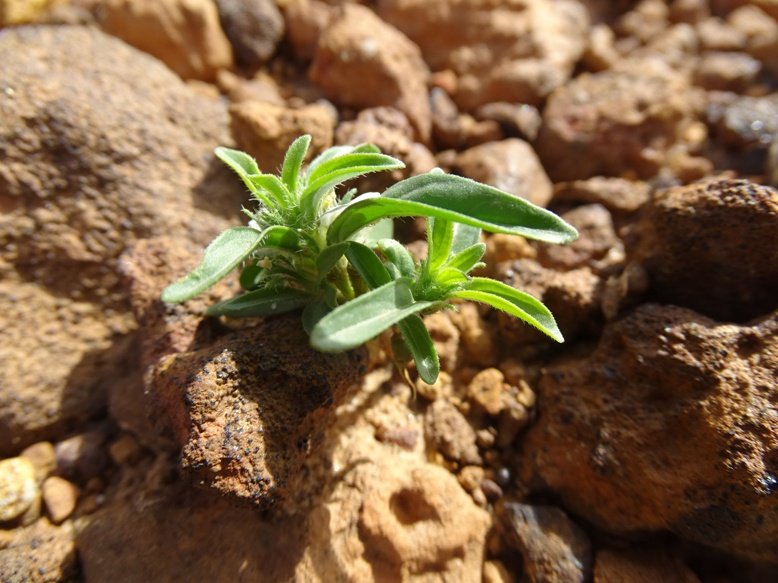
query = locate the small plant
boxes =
[162,135,577,384]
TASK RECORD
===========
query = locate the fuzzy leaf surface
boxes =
[397,314,439,384]
[206,286,309,317]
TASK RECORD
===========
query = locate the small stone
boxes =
[215,0,284,68]
[108,434,143,466]
[424,400,481,465]
[0,0,53,25]
[481,478,503,502]
[42,476,80,524]
[483,560,516,583]
[0,458,39,522]
[20,442,56,481]
[415,370,453,402]
[55,430,110,482]
[467,369,507,416]
[458,466,485,493]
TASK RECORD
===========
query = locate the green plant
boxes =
[162,135,577,383]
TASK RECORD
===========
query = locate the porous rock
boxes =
[41,476,79,524]
[100,0,233,81]
[424,400,481,466]
[499,502,592,583]
[215,0,284,68]
[310,3,431,141]
[229,100,336,172]
[631,178,778,322]
[454,139,553,208]
[377,0,589,110]
[0,519,77,583]
[552,177,651,214]
[0,457,38,522]
[521,304,778,562]
[304,460,490,581]
[594,547,701,583]
[0,26,242,454]
[281,0,336,61]
[537,61,702,181]
[149,315,366,510]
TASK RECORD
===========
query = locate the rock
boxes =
[0,519,77,583]
[535,204,624,273]
[594,547,700,583]
[728,5,778,78]
[108,434,144,466]
[450,303,496,368]
[430,88,502,151]
[229,100,336,172]
[484,234,537,268]
[422,311,461,374]
[215,0,283,68]
[474,102,543,142]
[537,62,702,181]
[0,457,38,522]
[216,69,285,105]
[496,260,603,345]
[305,460,491,581]
[693,51,762,92]
[521,304,778,562]
[100,0,233,81]
[150,315,366,510]
[54,429,111,483]
[19,442,56,482]
[499,502,592,583]
[335,107,437,190]
[42,476,79,524]
[583,24,620,72]
[377,0,589,110]
[424,400,481,466]
[454,139,552,208]
[0,26,242,455]
[466,368,506,417]
[709,93,778,149]
[281,0,335,61]
[483,560,516,583]
[696,16,747,51]
[769,139,778,187]
[0,0,53,24]
[309,4,431,141]
[631,178,778,322]
[552,177,651,214]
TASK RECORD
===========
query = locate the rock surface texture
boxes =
[522,304,778,562]
[0,26,242,455]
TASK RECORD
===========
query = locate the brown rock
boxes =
[693,51,762,92]
[475,102,543,142]
[0,519,77,583]
[430,88,502,151]
[594,547,700,583]
[42,476,79,524]
[310,4,431,141]
[769,139,778,187]
[455,139,553,208]
[306,460,490,581]
[215,0,283,68]
[450,303,497,367]
[229,100,336,172]
[281,0,335,61]
[423,311,461,374]
[522,304,778,562]
[696,17,747,51]
[19,442,56,482]
[483,560,516,583]
[500,502,592,583]
[0,0,54,24]
[535,204,623,273]
[108,434,144,466]
[729,5,778,77]
[466,368,506,417]
[424,400,481,465]
[537,62,702,181]
[496,260,603,345]
[54,429,110,482]
[631,178,778,322]
[0,26,242,454]
[216,69,285,105]
[709,93,778,149]
[150,315,365,510]
[552,177,651,214]
[335,107,437,189]
[378,0,589,110]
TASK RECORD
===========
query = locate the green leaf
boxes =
[281,135,311,194]
[315,242,350,278]
[250,174,292,209]
[328,173,578,245]
[434,267,469,286]
[345,242,392,288]
[447,242,486,274]
[376,239,416,278]
[453,277,563,342]
[397,314,439,384]
[359,218,394,245]
[161,227,264,303]
[262,225,304,251]
[310,278,437,352]
[215,147,279,210]
[301,153,405,218]
[428,217,454,271]
[239,264,263,290]
[206,286,309,317]
[302,299,331,334]
[451,223,481,255]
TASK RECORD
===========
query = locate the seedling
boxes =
[162,135,577,383]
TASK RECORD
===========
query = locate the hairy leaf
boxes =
[446,242,486,273]
[310,278,436,352]
[454,277,563,342]
[345,242,392,289]
[427,217,454,271]
[281,135,311,193]
[376,239,416,278]
[328,173,578,245]
[161,227,264,303]
[397,314,439,384]
[206,286,309,317]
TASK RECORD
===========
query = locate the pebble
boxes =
[0,457,39,522]
[20,441,56,481]
[42,476,80,524]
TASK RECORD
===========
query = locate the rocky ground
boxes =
[0,0,776,581]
